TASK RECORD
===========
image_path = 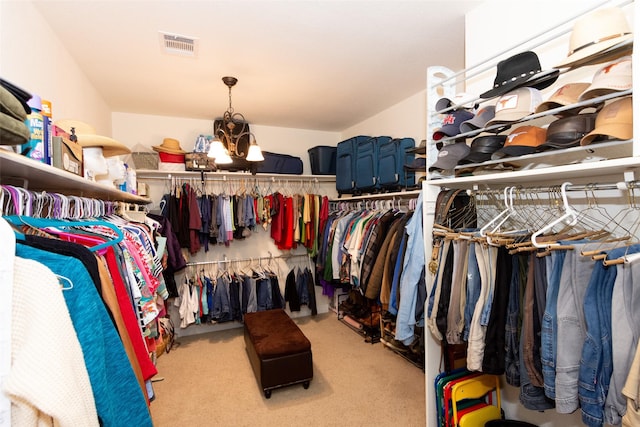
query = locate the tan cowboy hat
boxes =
[55,119,131,157]
[152,137,186,154]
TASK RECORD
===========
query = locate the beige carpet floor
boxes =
[149,312,426,426]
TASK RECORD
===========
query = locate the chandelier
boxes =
[207,76,264,164]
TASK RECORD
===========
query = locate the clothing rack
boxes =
[185,251,311,268]
[1,184,118,219]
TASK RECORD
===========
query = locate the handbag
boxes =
[185,152,217,172]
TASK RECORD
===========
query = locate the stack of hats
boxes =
[0,78,31,146]
[153,137,187,171]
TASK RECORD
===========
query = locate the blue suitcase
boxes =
[336,135,368,195]
[355,136,389,193]
[378,137,416,190]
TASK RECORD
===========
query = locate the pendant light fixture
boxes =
[208,76,264,164]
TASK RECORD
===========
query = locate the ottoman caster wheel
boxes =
[264,390,272,399]
[303,381,310,389]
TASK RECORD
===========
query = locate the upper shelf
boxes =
[0,149,151,204]
[135,169,337,182]
[429,155,640,189]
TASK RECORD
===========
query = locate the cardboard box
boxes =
[52,135,83,176]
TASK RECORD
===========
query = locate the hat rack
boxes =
[432,0,633,94]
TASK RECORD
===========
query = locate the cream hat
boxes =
[55,119,131,157]
[555,7,633,69]
[152,138,186,154]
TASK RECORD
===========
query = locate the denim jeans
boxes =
[606,245,640,425]
[479,245,498,326]
[446,239,468,345]
[396,192,425,345]
[519,306,555,411]
[467,242,491,371]
[212,276,232,322]
[389,233,407,316]
[482,246,512,374]
[464,241,481,342]
[256,277,272,311]
[555,244,595,414]
[244,275,258,313]
[541,249,567,400]
[427,238,449,341]
[580,244,640,426]
[505,254,527,387]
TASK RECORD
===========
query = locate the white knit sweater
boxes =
[3,257,99,426]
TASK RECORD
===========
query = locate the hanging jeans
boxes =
[256,277,273,311]
[541,249,567,399]
[579,244,640,427]
[505,254,526,387]
[607,246,640,425]
[555,243,596,414]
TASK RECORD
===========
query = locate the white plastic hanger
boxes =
[531,182,578,248]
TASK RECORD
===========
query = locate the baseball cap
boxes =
[485,87,543,126]
[535,82,590,115]
[579,57,632,101]
[459,105,496,134]
[580,96,633,146]
[537,113,597,150]
[404,157,426,171]
[432,110,475,140]
[458,134,507,164]
[435,92,478,112]
[428,142,471,171]
[491,125,547,159]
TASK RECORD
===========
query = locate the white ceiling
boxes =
[33,0,481,132]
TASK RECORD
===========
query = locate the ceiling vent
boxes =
[159,31,199,57]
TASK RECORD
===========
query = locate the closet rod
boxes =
[469,180,639,196]
[185,252,310,267]
[431,0,632,89]
[140,174,322,184]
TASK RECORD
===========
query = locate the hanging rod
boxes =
[185,251,310,267]
[431,0,633,89]
[468,180,639,197]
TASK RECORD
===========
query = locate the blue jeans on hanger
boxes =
[505,254,525,387]
[256,277,272,311]
[555,243,595,414]
[541,248,567,399]
[606,245,640,425]
[464,241,481,342]
[396,192,425,346]
[579,244,640,426]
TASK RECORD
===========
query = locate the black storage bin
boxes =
[308,145,336,175]
[256,151,303,175]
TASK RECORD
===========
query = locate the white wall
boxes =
[340,89,426,144]
[0,1,112,135]
[111,112,340,175]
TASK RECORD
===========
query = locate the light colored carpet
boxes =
[149,312,426,426]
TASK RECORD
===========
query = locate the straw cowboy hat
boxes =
[55,119,131,157]
[152,137,187,154]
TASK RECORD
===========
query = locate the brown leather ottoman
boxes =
[244,309,313,398]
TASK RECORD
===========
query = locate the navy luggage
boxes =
[355,136,389,193]
[336,135,368,195]
[378,137,416,190]
[256,151,303,174]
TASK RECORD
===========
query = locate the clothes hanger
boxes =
[4,215,124,252]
